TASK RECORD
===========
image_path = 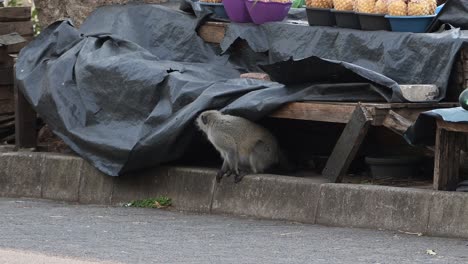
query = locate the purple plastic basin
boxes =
[245,0,292,25]
[223,0,253,23]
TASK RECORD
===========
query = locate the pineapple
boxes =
[408,0,431,16]
[354,0,376,13]
[387,0,407,16]
[334,0,354,11]
[374,0,388,14]
[306,0,333,8]
[427,0,437,14]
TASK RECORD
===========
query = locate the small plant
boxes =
[126,196,172,209]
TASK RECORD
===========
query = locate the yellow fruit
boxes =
[306,0,334,8]
[387,0,407,16]
[408,0,431,16]
[354,0,375,13]
[333,0,354,10]
[374,0,388,14]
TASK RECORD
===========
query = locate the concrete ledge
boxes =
[427,192,468,238]
[212,174,321,223]
[316,184,433,234]
[1,151,468,239]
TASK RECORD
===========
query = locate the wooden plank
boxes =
[382,110,413,135]
[0,98,13,114]
[437,120,468,133]
[0,32,26,46]
[271,101,457,124]
[0,84,12,100]
[6,35,31,53]
[0,21,33,36]
[198,22,227,44]
[270,102,356,123]
[434,120,463,191]
[0,7,31,22]
[0,65,13,85]
[365,102,457,109]
[322,104,373,183]
[14,65,37,149]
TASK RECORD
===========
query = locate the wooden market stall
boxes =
[8,11,468,191]
[195,21,467,190]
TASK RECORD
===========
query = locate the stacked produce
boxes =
[329,0,437,15]
[387,0,407,15]
[374,0,388,14]
[305,0,333,8]
[333,0,353,10]
[354,0,375,13]
[304,0,438,14]
[407,0,436,15]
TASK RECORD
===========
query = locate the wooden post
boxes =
[14,65,37,149]
[322,104,372,183]
[434,120,465,191]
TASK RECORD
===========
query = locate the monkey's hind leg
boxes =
[249,140,274,174]
[234,170,248,183]
[216,151,239,183]
[216,160,230,183]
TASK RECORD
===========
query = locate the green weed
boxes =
[126,196,173,208]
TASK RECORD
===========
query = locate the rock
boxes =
[399,84,439,102]
[240,72,271,81]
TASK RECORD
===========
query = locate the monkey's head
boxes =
[196,110,221,132]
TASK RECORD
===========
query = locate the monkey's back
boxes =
[209,114,279,160]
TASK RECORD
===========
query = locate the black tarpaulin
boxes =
[221,23,465,102]
[429,0,468,31]
[404,107,468,147]
[15,4,466,176]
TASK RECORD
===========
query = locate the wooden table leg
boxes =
[434,123,462,191]
[322,104,373,183]
[14,65,37,149]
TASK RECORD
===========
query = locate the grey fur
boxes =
[196,110,286,183]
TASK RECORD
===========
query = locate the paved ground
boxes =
[0,198,467,264]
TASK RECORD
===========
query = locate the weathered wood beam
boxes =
[0,21,33,36]
[0,7,31,22]
[434,119,464,191]
[270,102,356,123]
[322,104,373,183]
[14,65,37,149]
[382,110,413,136]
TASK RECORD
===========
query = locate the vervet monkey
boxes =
[196,110,291,183]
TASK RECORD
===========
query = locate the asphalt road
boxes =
[0,198,467,264]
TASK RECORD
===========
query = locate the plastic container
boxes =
[245,0,292,25]
[436,3,444,14]
[357,12,391,31]
[223,0,253,22]
[365,156,423,179]
[331,10,361,29]
[306,7,336,26]
[385,15,436,33]
[199,2,229,19]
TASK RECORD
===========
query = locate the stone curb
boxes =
[0,152,467,239]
